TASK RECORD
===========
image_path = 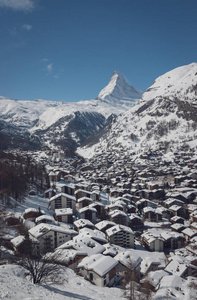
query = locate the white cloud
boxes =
[22,24,32,31]
[46,63,53,73]
[0,0,34,11]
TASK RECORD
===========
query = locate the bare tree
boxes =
[19,255,66,284]
[122,260,139,300]
[122,260,154,300]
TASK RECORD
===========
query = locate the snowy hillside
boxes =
[0,264,123,300]
[142,62,197,103]
[77,63,197,159]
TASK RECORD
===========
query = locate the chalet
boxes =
[107,203,124,213]
[49,193,76,213]
[169,205,187,218]
[75,182,91,191]
[35,214,57,225]
[136,199,157,213]
[54,208,73,223]
[89,202,105,219]
[128,214,144,230]
[190,210,197,223]
[114,200,127,212]
[106,224,135,248]
[4,214,21,226]
[64,174,76,183]
[110,189,124,198]
[23,208,45,221]
[146,180,164,191]
[164,256,188,278]
[95,220,116,233]
[74,219,95,231]
[114,250,142,281]
[164,198,185,209]
[49,170,61,183]
[75,189,100,201]
[28,223,78,254]
[77,254,118,287]
[182,228,197,242]
[190,222,197,231]
[91,191,100,201]
[170,216,185,224]
[44,188,56,199]
[77,197,93,209]
[109,209,128,226]
[143,207,162,222]
[160,231,185,249]
[11,235,26,254]
[79,227,107,245]
[61,183,75,195]
[170,223,187,233]
[59,235,105,256]
[141,229,164,252]
[140,256,165,276]
[45,248,86,272]
[141,270,169,290]
[79,206,97,224]
[127,205,136,214]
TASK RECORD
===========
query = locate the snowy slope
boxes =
[142,62,197,103]
[77,63,197,159]
[0,97,57,128]
[0,264,123,300]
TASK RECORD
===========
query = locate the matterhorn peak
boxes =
[97,71,142,103]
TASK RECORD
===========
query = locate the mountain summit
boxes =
[97,71,142,103]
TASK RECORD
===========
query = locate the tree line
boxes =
[0,151,49,205]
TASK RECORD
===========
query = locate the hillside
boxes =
[77,63,197,160]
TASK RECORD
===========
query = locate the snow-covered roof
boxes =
[55,208,73,216]
[11,235,25,247]
[106,224,134,237]
[74,218,95,229]
[35,214,56,223]
[58,235,105,256]
[79,206,97,214]
[114,250,142,269]
[95,220,116,231]
[79,227,107,244]
[50,193,76,202]
[77,196,93,203]
[29,223,77,239]
[182,227,197,237]
[78,253,118,276]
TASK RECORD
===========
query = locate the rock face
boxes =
[77,63,197,160]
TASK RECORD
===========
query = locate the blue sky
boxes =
[0,0,197,102]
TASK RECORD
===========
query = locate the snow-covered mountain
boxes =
[0,72,141,154]
[97,71,142,104]
[77,63,197,160]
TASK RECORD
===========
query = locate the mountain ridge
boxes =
[77,63,197,160]
[0,71,141,154]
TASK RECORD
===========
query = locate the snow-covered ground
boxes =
[0,264,123,300]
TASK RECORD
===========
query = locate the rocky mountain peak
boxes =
[97,71,142,103]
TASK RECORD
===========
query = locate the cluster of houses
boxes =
[1,143,197,296]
